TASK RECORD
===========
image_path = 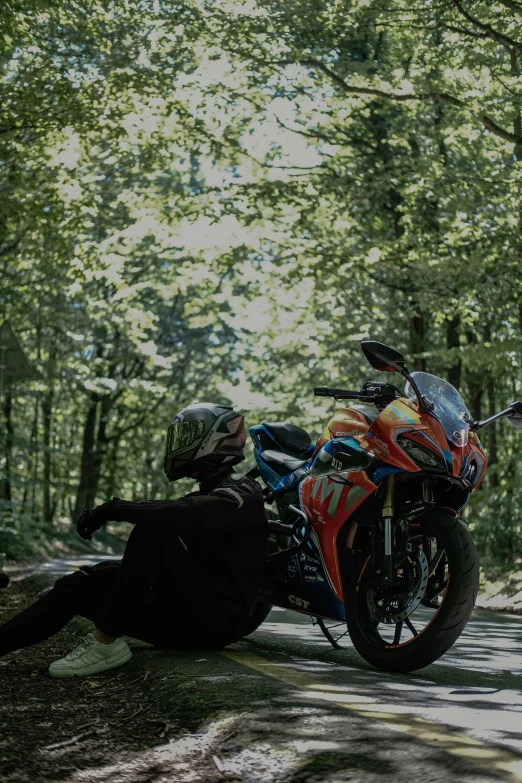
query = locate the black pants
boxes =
[0,525,245,657]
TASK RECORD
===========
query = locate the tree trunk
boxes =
[105,435,120,501]
[487,376,499,488]
[30,315,42,518]
[91,395,113,503]
[446,314,461,389]
[1,389,13,502]
[21,394,38,514]
[73,392,99,520]
[42,341,57,522]
[410,310,427,371]
[464,329,484,424]
[467,381,484,424]
[41,391,54,522]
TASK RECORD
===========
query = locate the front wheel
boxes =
[345,511,479,673]
[237,599,273,638]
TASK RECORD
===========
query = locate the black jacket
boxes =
[109,471,268,614]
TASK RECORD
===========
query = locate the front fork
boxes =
[380,475,433,583]
[381,474,395,584]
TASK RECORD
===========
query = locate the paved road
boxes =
[7,557,522,783]
[233,606,522,780]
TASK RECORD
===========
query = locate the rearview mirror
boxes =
[361,341,406,373]
[508,402,522,429]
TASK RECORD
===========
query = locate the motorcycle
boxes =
[244,340,522,672]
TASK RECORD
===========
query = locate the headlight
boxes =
[397,435,447,471]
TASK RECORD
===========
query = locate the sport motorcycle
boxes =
[244,340,522,672]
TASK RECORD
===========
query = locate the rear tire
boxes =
[345,511,479,673]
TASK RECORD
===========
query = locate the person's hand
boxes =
[76,501,114,540]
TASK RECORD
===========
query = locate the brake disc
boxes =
[366,545,429,624]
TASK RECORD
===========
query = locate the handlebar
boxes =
[314,386,361,399]
[314,383,402,405]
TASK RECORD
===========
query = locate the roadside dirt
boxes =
[0,575,236,783]
[477,568,522,614]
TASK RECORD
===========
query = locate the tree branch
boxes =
[272,115,336,143]
[109,393,166,442]
[258,58,522,147]
[452,0,521,49]
[442,23,489,39]
[488,0,522,18]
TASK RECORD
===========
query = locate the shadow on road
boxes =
[2,566,522,782]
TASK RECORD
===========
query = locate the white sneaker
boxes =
[48,633,132,678]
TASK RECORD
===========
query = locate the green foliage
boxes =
[1,0,522,565]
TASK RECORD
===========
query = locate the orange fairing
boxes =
[361,397,488,480]
[300,470,377,599]
[317,398,488,481]
[303,396,487,598]
[362,398,452,473]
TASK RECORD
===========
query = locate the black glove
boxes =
[76,500,116,540]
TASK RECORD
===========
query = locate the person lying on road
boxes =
[0,403,268,677]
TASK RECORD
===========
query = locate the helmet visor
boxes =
[166,420,205,455]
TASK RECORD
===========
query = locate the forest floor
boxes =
[0,574,236,783]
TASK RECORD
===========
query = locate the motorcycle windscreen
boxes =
[405,372,470,446]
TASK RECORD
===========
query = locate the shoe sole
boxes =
[48,648,132,678]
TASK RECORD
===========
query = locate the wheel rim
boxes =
[356,528,450,649]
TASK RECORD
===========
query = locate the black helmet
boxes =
[164,402,246,481]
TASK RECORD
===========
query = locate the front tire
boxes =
[237,599,273,638]
[345,510,479,673]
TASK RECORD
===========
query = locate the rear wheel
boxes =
[345,510,479,673]
[315,617,351,648]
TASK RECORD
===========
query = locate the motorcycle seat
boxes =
[261,421,311,457]
[349,405,379,425]
[261,450,308,474]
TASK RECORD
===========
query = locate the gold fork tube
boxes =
[382,474,395,518]
[381,474,395,580]
[422,479,433,503]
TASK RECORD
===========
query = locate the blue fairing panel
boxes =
[267,536,346,621]
[250,424,278,451]
[254,451,311,493]
[309,437,375,478]
[256,456,283,492]
[251,423,312,493]
[274,464,310,493]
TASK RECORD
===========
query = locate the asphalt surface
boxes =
[6,556,522,783]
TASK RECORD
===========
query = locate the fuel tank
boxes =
[317,406,373,450]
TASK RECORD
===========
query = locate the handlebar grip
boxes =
[315,387,361,399]
[328,389,360,398]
